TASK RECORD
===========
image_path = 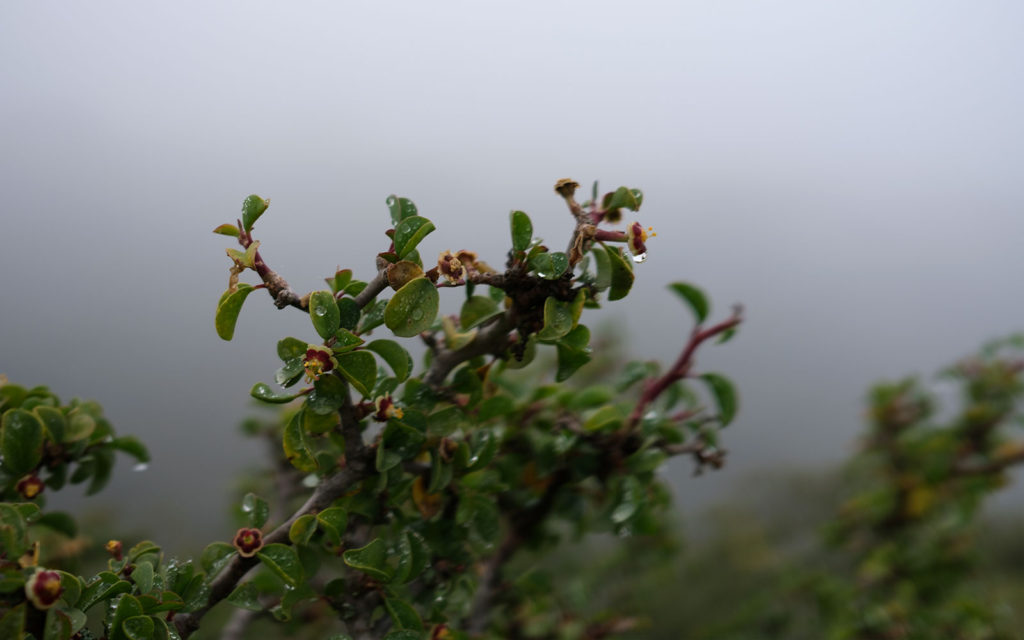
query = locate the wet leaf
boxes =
[309,290,341,339]
[241,194,269,231]
[510,210,533,252]
[226,582,263,611]
[215,283,255,340]
[283,412,317,472]
[604,186,643,211]
[1,409,44,476]
[316,507,348,546]
[326,269,352,294]
[530,251,569,279]
[459,295,500,330]
[394,216,435,258]
[250,383,300,405]
[387,195,418,225]
[335,351,377,398]
[605,246,634,301]
[257,544,303,587]
[366,340,412,382]
[343,538,392,582]
[337,297,361,331]
[385,597,423,632]
[107,594,143,640]
[385,278,439,337]
[242,493,269,529]
[537,297,573,341]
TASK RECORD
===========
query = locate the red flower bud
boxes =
[16,474,44,500]
[25,569,62,610]
[233,527,264,558]
[105,539,123,561]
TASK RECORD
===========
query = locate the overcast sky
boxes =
[2,1,1023,550]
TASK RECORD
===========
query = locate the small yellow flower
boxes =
[25,569,62,610]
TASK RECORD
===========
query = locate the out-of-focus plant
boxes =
[0,179,743,639]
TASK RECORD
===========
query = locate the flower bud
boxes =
[25,569,62,610]
[16,474,44,500]
[233,527,264,558]
[373,395,404,422]
[105,539,123,561]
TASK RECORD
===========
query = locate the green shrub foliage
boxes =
[0,180,744,639]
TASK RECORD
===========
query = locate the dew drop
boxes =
[314,306,327,317]
[630,252,647,264]
[411,308,424,321]
[133,463,149,472]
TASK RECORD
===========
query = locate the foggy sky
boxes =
[2,1,1023,550]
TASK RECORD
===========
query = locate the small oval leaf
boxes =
[393,216,436,258]
[385,278,439,338]
[215,284,256,341]
[510,210,533,252]
[309,290,341,339]
[241,195,269,232]
[669,282,709,324]
[700,373,738,426]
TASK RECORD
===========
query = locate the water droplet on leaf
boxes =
[630,252,647,264]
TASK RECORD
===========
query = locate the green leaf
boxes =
[108,594,144,640]
[332,328,364,352]
[306,375,346,414]
[241,194,269,231]
[590,246,612,291]
[387,195,418,225]
[510,210,533,252]
[132,561,154,595]
[556,325,592,382]
[700,373,738,426]
[316,507,348,546]
[1,409,44,476]
[257,544,304,587]
[213,223,240,237]
[459,296,500,330]
[383,632,422,640]
[385,597,424,632]
[536,297,574,341]
[43,607,72,640]
[289,514,317,546]
[200,542,236,576]
[35,512,77,537]
[250,383,300,405]
[302,407,339,434]
[669,282,709,324]
[337,297,361,331]
[343,538,392,582]
[110,436,150,463]
[226,582,263,611]
[605,246,634,301]
[283,412,318,472]
[57,571,82,607]
[456,494,501,545]
[0,604,25,639]
[335,351,377,398]
[274,357,304,388]
[393,216,436,258]
[215,283,256,340]
[358,298,389,333]
[605,186,643,211]
[366,340,412,382]
[309,290,341,339]
[34,406,66,443]
[529,251,569,279]
[385,277,439,338]
[242,493,270,529]
[376,421,426,472]
[394,530,430,584]
[65,408,96,442]
[326,268,352,294]
[276,337,307,362]
[584,405,623,432]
